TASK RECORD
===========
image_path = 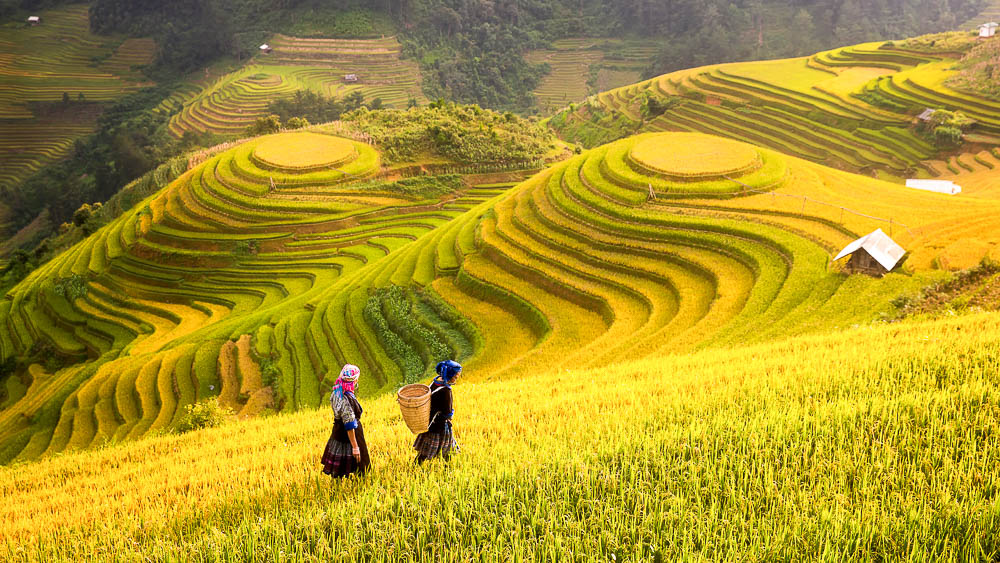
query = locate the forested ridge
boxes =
[79,0,988,110]
[1,0,989,109]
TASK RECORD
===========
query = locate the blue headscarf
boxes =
[434,360,462,387]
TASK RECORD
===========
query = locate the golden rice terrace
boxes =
[5,125,1000,462]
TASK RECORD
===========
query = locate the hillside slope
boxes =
[2,310,999,559]
[548,34,1000,183]
[169,36,426,138]
[0,107,561,463]
[10,125,1000,462]
[0,5,155,232]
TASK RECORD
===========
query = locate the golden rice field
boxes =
[629,133,762,179]
[645,141,1000,271]
[252,132,357,170]
[2,311,1000,560]
[548,36,1000,183]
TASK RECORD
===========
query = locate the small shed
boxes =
[917,108,936,122]
[343,73,358,83]
[27,16,40,25]
[905,179,962,194]
[980,22,998,38]
[834,228,906,277]
[259,44,272,54]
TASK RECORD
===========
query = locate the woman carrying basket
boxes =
[321,364,370,478]
[414,360,462,464]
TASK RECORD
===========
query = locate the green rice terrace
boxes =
[548,33,1000,183]
[13,119,1000,463]
[168,35,426,138]
[0,105,567,462]
[0,5,154,228]
[526,38,660,115]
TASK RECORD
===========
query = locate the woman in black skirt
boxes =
[321,364,370,478]
[414,360,462,463]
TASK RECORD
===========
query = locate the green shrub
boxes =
[52,275,88,301]
[350,174,464,199]
[363,288,423,383]
[341,104,554,164]
[176,398,231,433]
[642,94,683,119]
[234,240,260,257]
[245,114,282,136]
[285,117,310,130]
[933,125,962,147]
[259,357,280,387]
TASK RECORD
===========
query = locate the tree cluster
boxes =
[642,0,987,77]
[266,89,373,125]
[343,102,554,164]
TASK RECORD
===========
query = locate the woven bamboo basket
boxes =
[397,383,431,434]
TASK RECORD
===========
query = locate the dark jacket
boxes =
[427,382,453,433]
[333,392,364,443]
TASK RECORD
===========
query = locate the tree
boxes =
[285,116,309,129]
[246,114,282,136]
[72,203,94,227]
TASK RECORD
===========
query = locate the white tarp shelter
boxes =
[905,179,962,194]
[834,228,906,275]
[27,16,40,24]
[980,22,998,38]
[259,44,272,53]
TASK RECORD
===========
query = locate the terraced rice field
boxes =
[99,38,156,78]
[11,128,1000,464]
[959,0,1000,29]
[169,35,425,137]
[526,38,659,114]
[0,5,154,212]
[0,126,529,462]
[551,39,1000,181]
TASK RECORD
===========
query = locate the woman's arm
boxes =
[444,387,454,421]
[347,429,360,461]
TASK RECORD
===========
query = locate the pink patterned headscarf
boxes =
[332,364,360,399]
